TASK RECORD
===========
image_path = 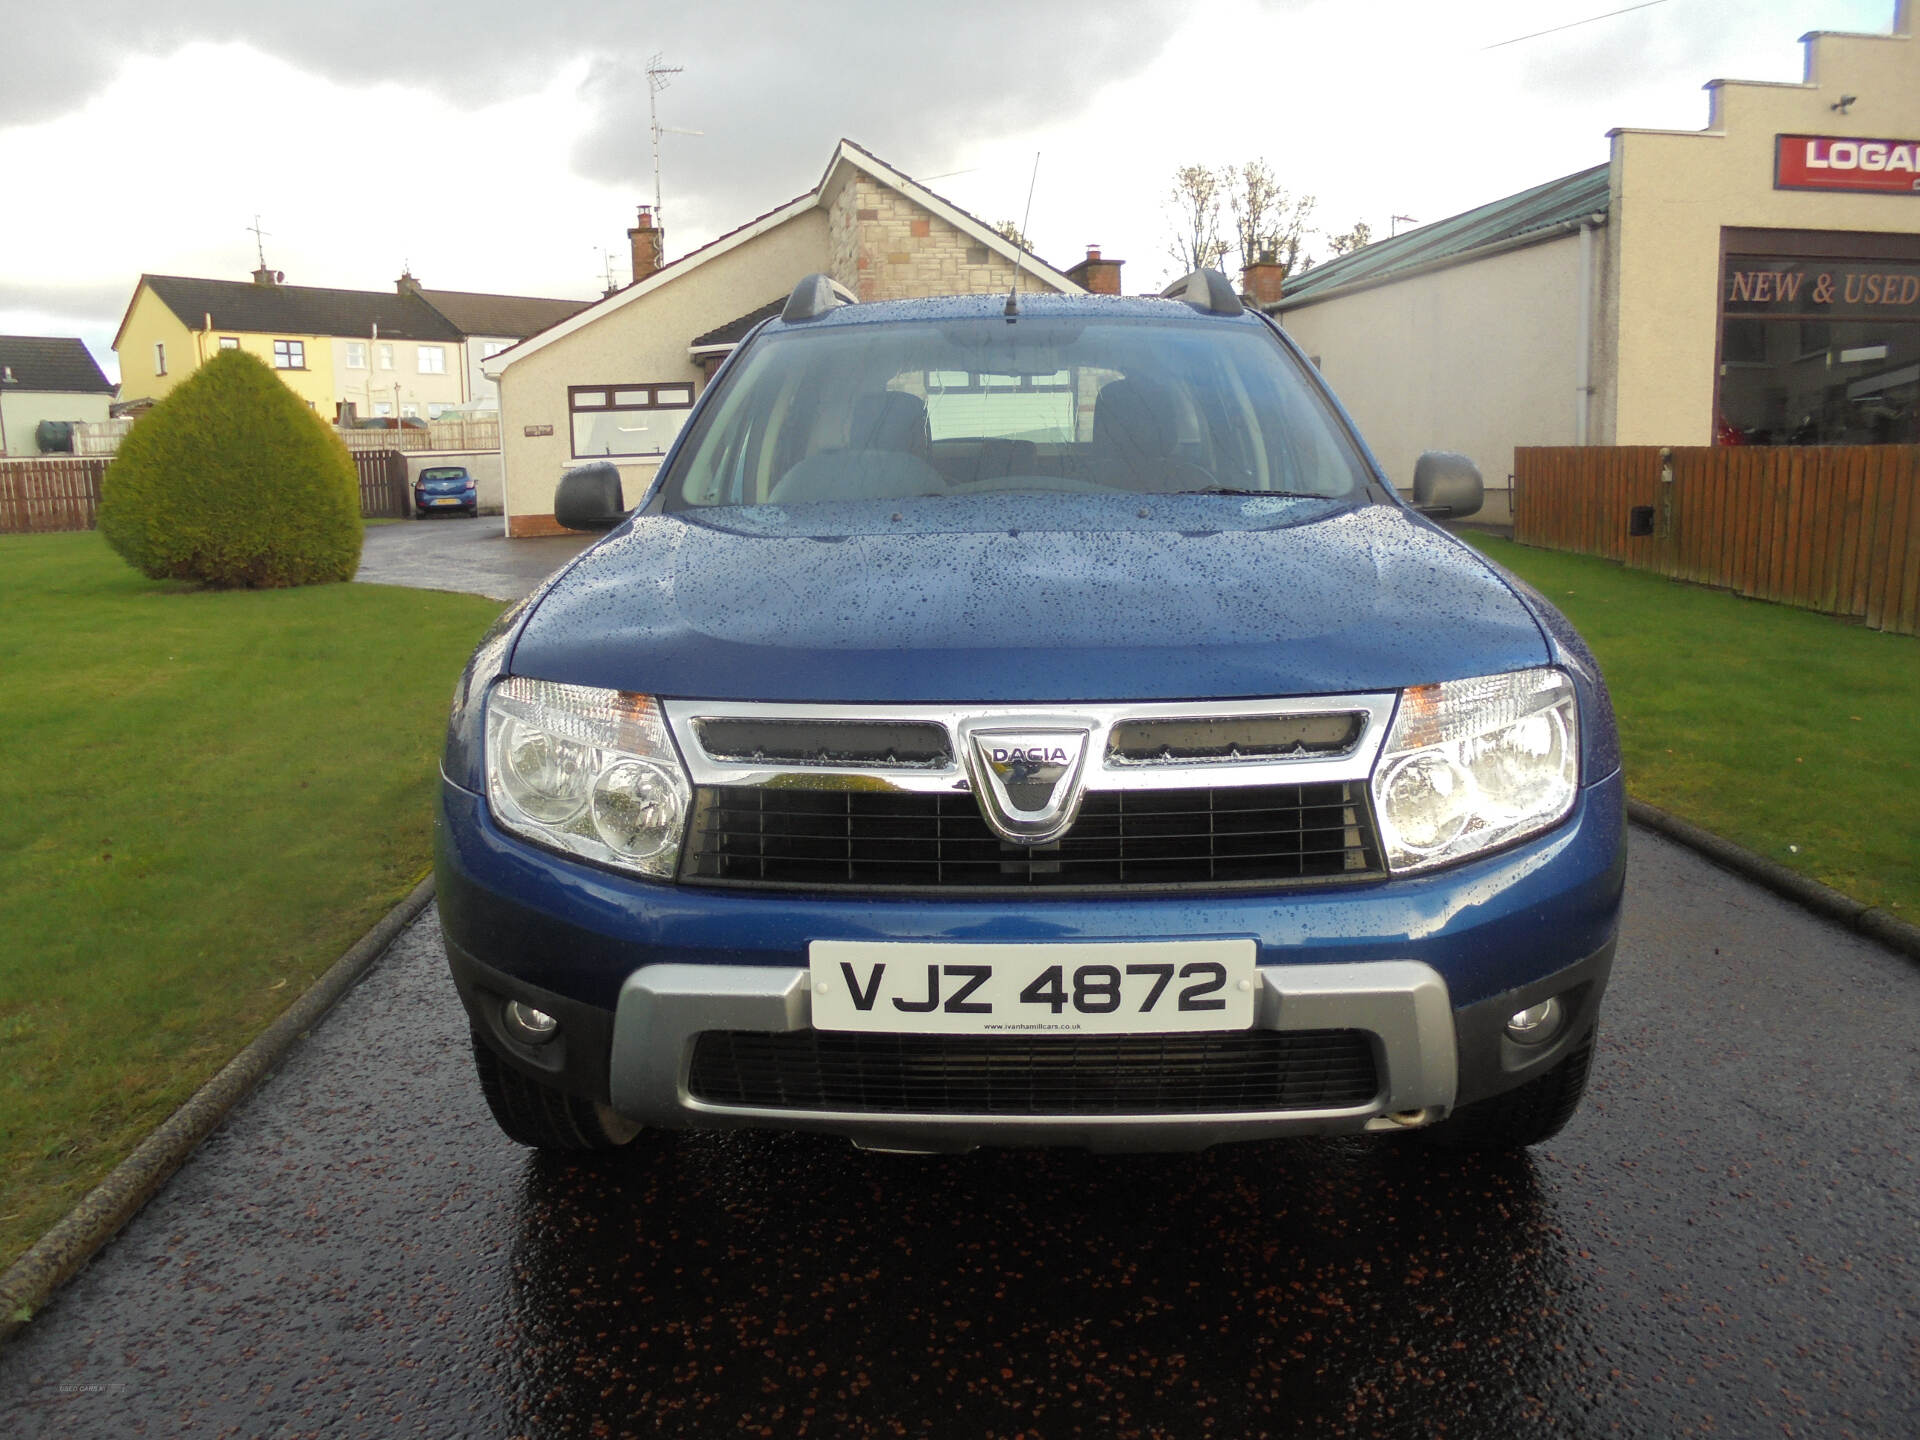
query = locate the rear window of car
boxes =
[662,316,1370,509]
[420,468,469,481]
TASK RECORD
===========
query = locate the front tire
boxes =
[470,1033,642,1150]
[1420,1033,1595,1151]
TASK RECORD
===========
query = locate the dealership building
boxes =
[1270,4,1919,518]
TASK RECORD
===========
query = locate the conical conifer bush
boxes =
[99,349,362,587]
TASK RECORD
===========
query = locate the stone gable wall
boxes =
[829,174,1056,301]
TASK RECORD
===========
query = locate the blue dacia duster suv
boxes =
[436,271,1624,1155]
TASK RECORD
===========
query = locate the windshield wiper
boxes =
[1164,487,1325,498]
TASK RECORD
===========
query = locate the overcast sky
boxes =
[0,0,1898,382]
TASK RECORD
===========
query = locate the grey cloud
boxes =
[7,2,1188,229]
[0,280,133,320]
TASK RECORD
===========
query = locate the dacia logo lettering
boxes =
[964,725,1093,846]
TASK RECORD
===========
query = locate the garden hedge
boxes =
[98,350,362,588]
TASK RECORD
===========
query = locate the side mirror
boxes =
[554,462,628,532]
[1411,451,1484,520]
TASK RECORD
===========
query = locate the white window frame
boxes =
[345,341,368,370]
[377,343,394,371]
[568,382,697,459]
[417,345,446,375]
[481,339,509,359]
[218,336,240,351]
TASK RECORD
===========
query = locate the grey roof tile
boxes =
[0,335,114,393]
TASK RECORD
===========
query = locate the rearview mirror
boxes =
[554,462,628,532]
[1411,452,1484,520]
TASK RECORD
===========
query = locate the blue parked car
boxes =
[436,272,1625,1155]
[414,465,477,517]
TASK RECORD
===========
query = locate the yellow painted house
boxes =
[112,267,467,419]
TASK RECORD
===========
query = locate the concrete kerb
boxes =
[0,875,438,1348]
[1628,799,1920,961]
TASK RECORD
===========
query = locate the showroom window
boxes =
[1718,231,1920,445]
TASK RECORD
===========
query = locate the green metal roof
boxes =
[1274,163,1610,308]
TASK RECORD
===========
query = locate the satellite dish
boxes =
[275,270,285,282]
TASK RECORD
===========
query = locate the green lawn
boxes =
[0,532,501,1271]
[1467,535,1920,916]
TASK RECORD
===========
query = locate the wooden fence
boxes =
[338,419,501,453]
[1514,445,1920,637]
[353,450,411,518]
[0,458,109,533]
[2,451,413,531]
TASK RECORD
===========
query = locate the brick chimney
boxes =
[1064,244,1123,295]
[628,206,664,284]
[1240,249,1288,309]
[395,269,423,297]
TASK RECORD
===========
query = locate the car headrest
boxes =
[1091,379,1177,460]
[850,391,931,458]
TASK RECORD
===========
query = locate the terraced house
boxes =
[112,267,588,422]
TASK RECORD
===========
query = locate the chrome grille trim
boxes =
[663,695,1397,796]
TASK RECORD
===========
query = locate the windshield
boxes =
[420,468,468,481]
[662,316,1371,509]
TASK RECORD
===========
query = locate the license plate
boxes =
[809,939,1257,1035]
[430,496,460,505]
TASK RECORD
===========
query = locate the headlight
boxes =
[484,678,691,879]
[1371,667,1578,873]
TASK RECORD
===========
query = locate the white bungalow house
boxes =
[485,139,1124,536]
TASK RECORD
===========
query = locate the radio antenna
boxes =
[1005,151,1040,319]
[646,55,703,225]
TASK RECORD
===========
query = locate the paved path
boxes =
[354,517,596,602]
[2,830,1914,1438]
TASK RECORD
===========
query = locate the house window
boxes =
[418,345,446,375]
[401,403,420,419]
[273,339,306,370]
[345,341,368,369]
[569,382,697,458]
[922,369,1076,444]
[377,343,394,370]
[219,336,240,351]
[154,342,166,375]
[372,401,394,418]
[481,340,509,359]
[428,401,455,419]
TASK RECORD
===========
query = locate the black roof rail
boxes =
[781,273,859,323]
[1160,268,1244,317]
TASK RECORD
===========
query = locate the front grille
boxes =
[680,783,1383,890]
[687,1028,1380,1115]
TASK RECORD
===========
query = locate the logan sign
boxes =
[1775,134,1920,195]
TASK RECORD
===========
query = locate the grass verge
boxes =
[0,532,500,1271]
[1466,534,1919,915]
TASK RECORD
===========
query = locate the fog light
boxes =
[1505,997,1563,1044]
[503,1000,560,1044]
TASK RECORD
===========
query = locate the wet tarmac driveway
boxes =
[3,828,1915,1438]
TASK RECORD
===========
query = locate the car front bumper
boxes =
[437,769,1624,1150]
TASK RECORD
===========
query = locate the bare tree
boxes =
[1165,163,1227,274]
[1324,220,1374,256]
[991,219,1033,252]
[1227,159,1316,278]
